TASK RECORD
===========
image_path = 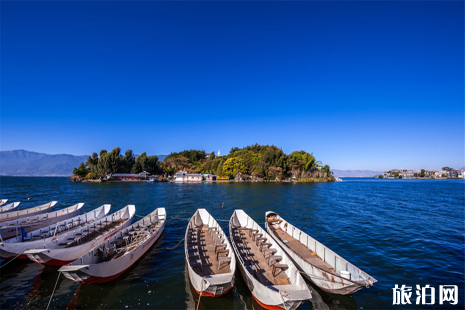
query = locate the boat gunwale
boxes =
[265,211,377,286]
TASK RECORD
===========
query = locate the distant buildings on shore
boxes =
[378,169,465,179]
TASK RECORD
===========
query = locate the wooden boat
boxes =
[0,202,20,213]
[59,208,166,284]
[0,202,82,240]
[0,201,57,223]
[265,212,377,295]
[185,209,236,297]
[25,205,135,266]
[0,199,8,206]
[0,204,111,259]
[230,210,311,310]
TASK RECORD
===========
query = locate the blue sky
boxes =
[1,1,463,170]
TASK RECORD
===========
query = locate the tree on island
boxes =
[421,169,425,177]
[442,167,453,171]
[72,144,334,181]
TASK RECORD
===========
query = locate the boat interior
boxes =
[67,209,165,266]
[231,225,290,286]
[1,203,83,227]
[186,210,233,277]
[266,213,335,275]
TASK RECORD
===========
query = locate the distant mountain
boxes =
[332,170,383,177]
[0,150,168,176]
[0,150,88,176]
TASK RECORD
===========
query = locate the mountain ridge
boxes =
[0,150,167,176]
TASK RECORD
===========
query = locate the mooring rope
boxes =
[166,237,185,250]
[196,277,206,310]
[0,249,29,269]
[46,271,62,310]
[279,290,289,310]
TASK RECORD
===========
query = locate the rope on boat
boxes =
[166,237,185,250]
[46,271,61,310]
[279,290,289,310]
[196,276,206,310]
[0,248,29,269]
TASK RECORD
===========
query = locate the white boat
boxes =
[229,210,311,310]
[0,199,9,206]
[265,212,377,295]
[25,205,135,266]
[0,202,82,240]
[0,201,57,223]
[0,202,20,213]
[59,208,166,284]
[185,209,235,297]
[0,205,111,260]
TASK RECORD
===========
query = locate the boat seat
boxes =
[246,265,258,278]
[249,229,259,237]
[216,249,229,260]
[215,244,226,253]
[268,255,283,266]
[272,263,289,277]
[213,237,224,247]
[218,256,231,270]
[190,259,203,271]
[252,233,262,241]
[255,237,267,245]
[263,248,278,258]
[260,242,272,251]
[187,240,198,246]
[58,243,68,247]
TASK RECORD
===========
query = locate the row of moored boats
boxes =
[0,199,377,310]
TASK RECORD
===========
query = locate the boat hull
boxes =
[0,209,82,240]
[185,209,235,298]
[26,219,131,266]
[237,262,303,310]
[265,211,377,295]
[0,201,57,223]
[61,220,165,284]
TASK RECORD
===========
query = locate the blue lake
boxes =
[0,177,463,309]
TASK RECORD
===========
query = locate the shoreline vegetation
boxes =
[71,144,335,183]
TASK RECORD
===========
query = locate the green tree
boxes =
[216,159,225,176]
[442,167,453,171]
[222,158,247,178]
[123,149,135,172]
[321,165,333,177]
[73,162,88,178]
[420,169,425,177]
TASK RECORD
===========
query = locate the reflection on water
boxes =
[0,177,464,310]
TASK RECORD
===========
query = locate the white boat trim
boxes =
[0,204,111,259]
[265,211,377,295]
[25,205,136,266]
[0,202,83,240]
[0,202,20,213]
[59,208,166,284]
[0,201,58,222]
[185,209,236,297]
[229,210,311,310]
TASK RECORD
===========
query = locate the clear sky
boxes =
[1,1,463,170]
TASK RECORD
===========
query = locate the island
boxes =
[71,144,335,183]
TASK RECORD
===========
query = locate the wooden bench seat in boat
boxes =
[268,255,282,266]
[272,263,289,276]
[260,242,272,251]
[218,256,231,270]
[216,249,229,260]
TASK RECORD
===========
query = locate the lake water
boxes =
[0,177,463,310]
